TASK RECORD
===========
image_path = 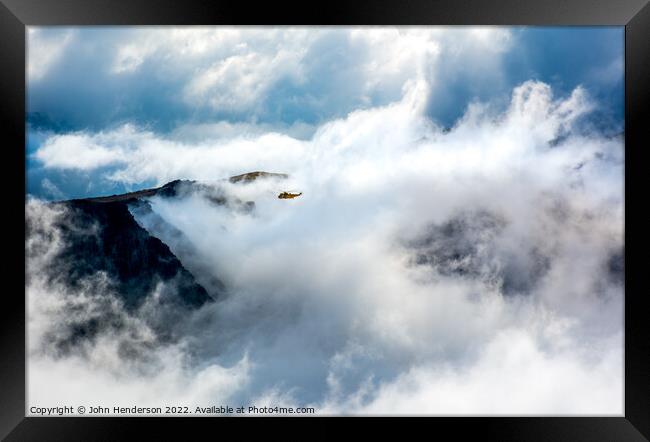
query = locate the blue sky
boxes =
[27,27,623,200]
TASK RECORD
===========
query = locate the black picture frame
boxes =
[2,0,648,439]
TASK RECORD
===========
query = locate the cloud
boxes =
[32,80,608,192]
[40,178,65,199]
[34,131,127,170]
[27,28,75,81]
[27,78,623,414]
[25,27,530,134]
[325,329,622,415]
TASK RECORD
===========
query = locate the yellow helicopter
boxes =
[278,191,302,199]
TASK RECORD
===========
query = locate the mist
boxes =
[25,75,624,414]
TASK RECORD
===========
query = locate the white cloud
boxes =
[27,78,623,414]
[184,49,305,111]
[33,79,610,196]
[27,27,522,130]
[28,28,75,81]
[33,125,142,170]
[40,178,65,199]
[326,329,622,415]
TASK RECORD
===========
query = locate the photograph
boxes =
[25,26,624,416]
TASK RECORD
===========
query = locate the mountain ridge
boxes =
[35,171,289,323]
[61,171,289,204]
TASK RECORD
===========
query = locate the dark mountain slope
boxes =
[27,171,290,353]
[41,171,289,311]
[68,179,189,203]
[49,198,212,310]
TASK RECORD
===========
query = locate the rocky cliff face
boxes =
[47,198,213,310]
[27,171,289,351]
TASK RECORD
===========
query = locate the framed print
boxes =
[1,0,648,439]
